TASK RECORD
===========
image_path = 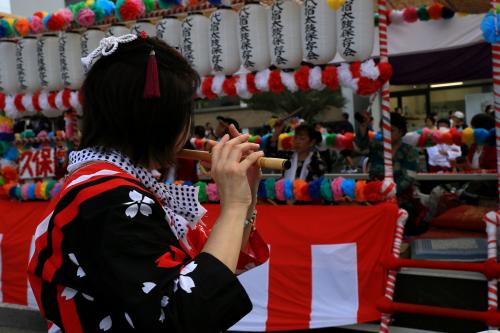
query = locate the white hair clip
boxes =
[81,34,138,70]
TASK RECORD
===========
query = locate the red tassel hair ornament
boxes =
[144,49,161,99]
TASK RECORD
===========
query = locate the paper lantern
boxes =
[181,14,211,77]
[16,37,41,93]
[81,28,105,58]
[59,31,85,90]
[37,34,64,92]
[269,0,302,70]
[0,41,20,94]
[336,0,374,62]
[130,19,156,36]
[209,8,240,75]
[156,17,182,50]
[302,0,336,65]
[106,23,130,37]
[238,3,271,72]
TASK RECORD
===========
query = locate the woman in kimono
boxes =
[28,34,268,332]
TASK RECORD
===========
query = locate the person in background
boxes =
[338,112,354,134]
[485,104,495,117]
[314,122,326,134]
[266,122,325,181]
[395,106,404,115]
[426,119,461,172]
[451,111,467,130]
[215,116,240,139]
[205,122,215,139]
[425,113,437,130]
[338,113,355,173]
[436,118,450,129]
[356,112,423,234]
[194,125,206,139]
[467,113,496,170]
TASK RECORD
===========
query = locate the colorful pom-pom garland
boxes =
[185,177,396,204]
[5,179,64,201]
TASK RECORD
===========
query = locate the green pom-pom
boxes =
[374,13,379,27]
[45,179,56,198]
[325,133,336,147]
[143,0,156,13]
[0,175,4,186]
[496,4,500,14]
[194,181,207,203]
[91,4,106,22]
[320,178,333,201]
[417,5,430,21]
[248,136,256,143]
[0,141,8,156]
[69,2,87,16]
[265,177,276,200]
[0,19,15,38]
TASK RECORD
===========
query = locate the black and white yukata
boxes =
[28,150,269,333]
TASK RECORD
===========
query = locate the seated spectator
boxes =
[425,113,437,130]
[467,113,495,170]
[426,119,461,172]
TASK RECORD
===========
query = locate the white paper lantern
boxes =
[37,34,64,92]
[130,20,157,36]
[301,0,336,65]
[16,37,41,93]
[106,23,130,37]
[336,0,374,62]
[60,31,85,90]
[0,40,20,94]
[238,3,271,72]
[181,14,211,77]
[269,0,302,70]
[156,17,182,49]
[209,8,240,76]
[81,28,105,58]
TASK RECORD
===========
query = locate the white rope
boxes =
[81,34,138,69]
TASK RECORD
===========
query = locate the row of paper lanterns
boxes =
[0,0,374,94]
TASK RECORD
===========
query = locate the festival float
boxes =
[0,0,498,332]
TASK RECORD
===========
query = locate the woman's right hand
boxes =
[211,134,264,211]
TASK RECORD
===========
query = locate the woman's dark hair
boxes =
[295,124,322,144]
[390,112,407,136]
[437,118,451,128]
[471,113,495,130]
[80,37,199,168]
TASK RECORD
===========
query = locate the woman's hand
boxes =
[211,134,263,211]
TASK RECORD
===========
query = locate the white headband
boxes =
[81,34,138,70]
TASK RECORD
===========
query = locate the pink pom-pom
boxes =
[275,179,286,201]
[206,183,219,202]
[58,8,74,25]
[77,8,96,27]
[29,16,44,34]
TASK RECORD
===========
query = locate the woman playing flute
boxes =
[28,34,268,333]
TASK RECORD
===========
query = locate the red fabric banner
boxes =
[0,200,397,331]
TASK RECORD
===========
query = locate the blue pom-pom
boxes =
[442,7,455,19]
[9,185,18,199]
[28,183,36,200]
[341,179,356,199]
[481,12,500,44]
[375,131,383,142]
[4,146,18,161]
[208,0,222,5]
[257,179,267,199]
[158,0,182,8]
[284,179,294,201]
[474,128,490,145]
[96,0,116,17]
[42,14,52,30]
[308,177,322,200]
[183,181,193,186]
[0,133,15,142]
[261,133,271,151]
[487,128,496,145]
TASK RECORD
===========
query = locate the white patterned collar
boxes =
[68,147,207,246]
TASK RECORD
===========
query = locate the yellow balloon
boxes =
[85,0,95,7]
[326,0,345,11]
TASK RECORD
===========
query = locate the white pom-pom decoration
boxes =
[390,10,405,24]
[255,69,271,92]
[360,59,380,81]
[236,74,253,99]
[280,71,298,92]
[211,74,226,97]
[309,66,325,90]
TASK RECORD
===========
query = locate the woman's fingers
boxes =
[227,143,260,163]
[240,151,264,170]
[211,134,229,173]
[219,133,250,162]
[204,139,217,152]
[228,124,241,138]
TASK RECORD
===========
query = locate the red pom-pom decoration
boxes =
[282,136,293,150]
[322,66,339,91]
[294,66,310,91]
[0,93,5,110]
[441,130,453,145]
[32,92,42,112]
[357,77,379,96]
[378,62,393,82]
[14,94,25,113]
[119,0,145,21]
[428,3,444,20]
[33,12,46,20]
[450,127,462,146]
[222,77,237,97]
[46,12,66,31]
[269,70,285,94]
[363,181,383,202]
[62,89,72,109]
[246,73,259,94]
[350,61,362,78]
[48,92,58,109]
[201,76,216,100]
[403,7,418,23]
